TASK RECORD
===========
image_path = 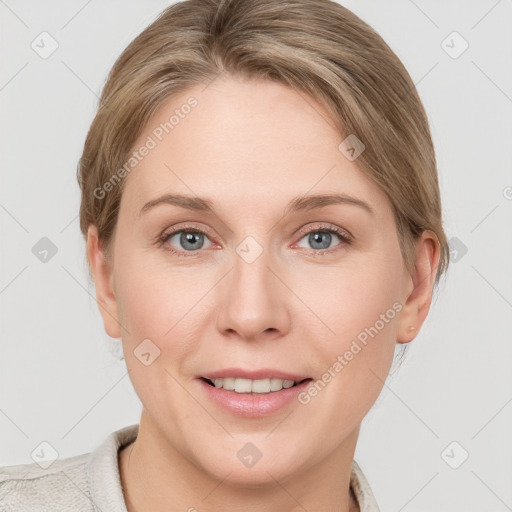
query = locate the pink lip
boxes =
[199,368,310,382]
[197,377,313,418]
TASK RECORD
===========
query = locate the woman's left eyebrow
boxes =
[139,192,374,217]
[284,193,374,217]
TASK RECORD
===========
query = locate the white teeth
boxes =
[270,378,283,391]
[235,378,253,393]
[209,377,298,393]
[252,379,271,393]
[218,377,235,390]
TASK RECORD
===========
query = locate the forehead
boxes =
[121,75,390,219]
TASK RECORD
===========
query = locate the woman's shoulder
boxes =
[0,423,138,511]
[0,451,93,511]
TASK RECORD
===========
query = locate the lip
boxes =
[199,368,311,382]
[197,377,313,418]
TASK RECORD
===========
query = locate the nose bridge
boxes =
[217,234,289,339]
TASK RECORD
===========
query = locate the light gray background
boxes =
[1,1,511,510]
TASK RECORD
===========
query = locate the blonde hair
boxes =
[78,0,449,310]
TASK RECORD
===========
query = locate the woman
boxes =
[0,0,449,510]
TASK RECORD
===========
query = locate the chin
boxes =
[209,463,298,489]
[193,443,308,489]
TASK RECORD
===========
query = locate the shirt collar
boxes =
[88,423,138,512]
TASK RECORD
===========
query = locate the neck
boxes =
[119,409,361,512]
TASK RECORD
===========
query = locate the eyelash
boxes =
[157,223,353,258]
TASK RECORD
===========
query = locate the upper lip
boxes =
[200,368,311,382]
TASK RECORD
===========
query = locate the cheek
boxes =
[290,262,401,438]
[115,271,162,338]
[113,239,177,326]
[317,250,401,336]
[308,251,402,387]
[113,261,193,413]
[114,250,209,360]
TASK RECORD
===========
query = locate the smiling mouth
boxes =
[200,376,312,394]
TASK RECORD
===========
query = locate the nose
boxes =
[216,240,291,342]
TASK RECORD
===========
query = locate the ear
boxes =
[396,230,441,343]
[87,224,122,339]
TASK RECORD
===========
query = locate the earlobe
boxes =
[396,231,440,344]
[87,225,122,339]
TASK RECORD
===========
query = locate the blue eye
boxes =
[296,228,351,251]
[162,230,212,253]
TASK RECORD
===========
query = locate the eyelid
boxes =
[160,222,216,241]
[294,222,353,242]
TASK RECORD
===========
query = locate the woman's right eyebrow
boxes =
[138,192,374,218]
[139,193,214,217]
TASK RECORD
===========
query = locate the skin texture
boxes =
[87,73,440,512]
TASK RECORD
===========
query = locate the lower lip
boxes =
[198,378,312,418]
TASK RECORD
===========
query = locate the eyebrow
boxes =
[139,192,374,217]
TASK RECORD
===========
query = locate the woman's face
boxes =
[91,74,431,485]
